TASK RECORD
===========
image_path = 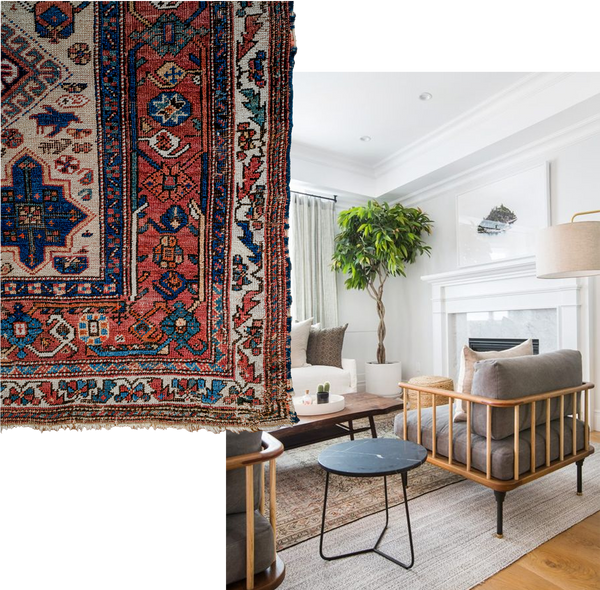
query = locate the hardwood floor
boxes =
[477,431,600,590]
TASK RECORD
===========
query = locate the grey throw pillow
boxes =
[470,349,582,440]
[306,324,348,368]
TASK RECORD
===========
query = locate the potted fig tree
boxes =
[332,200,433,397]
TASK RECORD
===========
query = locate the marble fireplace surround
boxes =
[421,256,595,424]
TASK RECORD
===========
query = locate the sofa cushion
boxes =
[455,339,533,421]
[471,349,582,440]
[226,431,262,515]
[394,407,586,480]
[290,318,312,368]
[226,511,275,585]
[306,324,348,368]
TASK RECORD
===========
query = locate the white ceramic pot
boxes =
[365,361,402,398]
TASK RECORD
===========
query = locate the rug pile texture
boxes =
[1,1,296,432]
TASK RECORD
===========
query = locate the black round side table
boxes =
[318,438,427,569]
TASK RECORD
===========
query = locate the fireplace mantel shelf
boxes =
[421,257,538,286]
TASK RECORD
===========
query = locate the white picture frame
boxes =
[456,163,550,268]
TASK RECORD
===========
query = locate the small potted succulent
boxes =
[316,381,330,404]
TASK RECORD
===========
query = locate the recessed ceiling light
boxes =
[360,135,372,142]
[419,92,433,101]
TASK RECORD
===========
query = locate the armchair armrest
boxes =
[398,381,594,408]
[226,431,284,589]
[226,431,284,471]
[342,358,357,392]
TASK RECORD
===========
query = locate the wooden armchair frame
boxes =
[226,432,285,590]
[399,381,595,537]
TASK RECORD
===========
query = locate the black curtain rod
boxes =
[291,190,337,203]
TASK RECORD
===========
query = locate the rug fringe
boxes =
[0,422,207,436]
[213,417,296,434]
[0,417,295,434]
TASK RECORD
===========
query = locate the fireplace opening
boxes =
[469,338,540,355]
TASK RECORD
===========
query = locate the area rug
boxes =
[279,445,600,590]
[267,415,464,550]
[1,2,296,432]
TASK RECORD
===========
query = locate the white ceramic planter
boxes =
[365,361,402,398]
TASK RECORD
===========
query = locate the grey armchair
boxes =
[396,350,595,537]
[226,431,285,590]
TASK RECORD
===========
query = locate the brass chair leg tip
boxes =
[495,533,504,539]
[576,492,583,496]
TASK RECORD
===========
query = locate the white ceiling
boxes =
[291,73,600,201]
[291,72,529,166]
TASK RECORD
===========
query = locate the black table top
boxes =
[318,438,428,477]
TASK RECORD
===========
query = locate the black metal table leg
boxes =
[368,414,378,438]
[319,472,415,568]
[348,420,355,440]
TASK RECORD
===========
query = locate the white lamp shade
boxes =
[536,221,600,279]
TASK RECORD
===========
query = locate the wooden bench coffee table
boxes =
[271,392,403,450]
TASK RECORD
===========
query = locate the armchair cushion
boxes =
[471,349,582,440]
[226,511,275,585]
[226,431,262,515]
[394,407,586,480]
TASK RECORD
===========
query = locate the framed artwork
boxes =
[456,163,550,268]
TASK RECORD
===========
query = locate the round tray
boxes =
[293,394,345,416]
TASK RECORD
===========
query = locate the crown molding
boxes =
[394,113,600,208]
[291,141,374,179]
[373,73,570,177]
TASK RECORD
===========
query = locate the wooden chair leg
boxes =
[494,491,506,539]
[576,459,584,496]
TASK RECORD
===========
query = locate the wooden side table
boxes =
[271,393,403,450]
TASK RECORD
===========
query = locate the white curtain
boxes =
[289,192,339,328]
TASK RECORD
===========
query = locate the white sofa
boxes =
[291,358,357,396]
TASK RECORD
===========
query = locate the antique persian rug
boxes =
[1,1,296,432]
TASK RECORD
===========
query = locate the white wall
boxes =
[386,132,600,427]
[337,271,405,390]
[337,273,374,390]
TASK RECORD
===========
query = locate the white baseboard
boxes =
[594,409,600,433]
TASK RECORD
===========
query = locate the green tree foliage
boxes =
[332,200,433,364]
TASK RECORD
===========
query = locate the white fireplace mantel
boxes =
[421,256,588,378]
